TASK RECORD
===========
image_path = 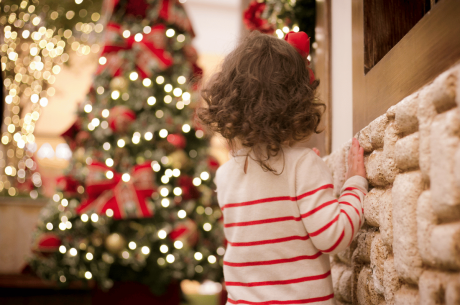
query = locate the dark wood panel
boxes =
[353,0,460,134]
[364,0,430,73]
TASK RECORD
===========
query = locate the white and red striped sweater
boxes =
[215,146,368,305]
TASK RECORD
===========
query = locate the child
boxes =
[198,31,367,305]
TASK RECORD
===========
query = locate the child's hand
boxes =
[346,138,366,179]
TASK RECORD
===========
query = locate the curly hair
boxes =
[197,31,325,174]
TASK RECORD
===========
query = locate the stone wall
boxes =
[324,64,460,305]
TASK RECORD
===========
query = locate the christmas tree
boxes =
[29,0,224,294]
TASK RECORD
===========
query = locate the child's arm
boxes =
[296,139,367,255]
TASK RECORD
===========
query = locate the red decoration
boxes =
[56,175,79,194]
[167,134,186,149]
[61,120,82,150]
[97,22,173,78]
[169,219,198,247]
[284,31,315,84]
[243,1,275,34]
[76,162,155,219]
[33,234,61,255]
[177,176,200,201]
[207,156,220,172]
[108,105,136,133]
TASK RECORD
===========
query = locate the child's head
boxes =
[198,31,325,172]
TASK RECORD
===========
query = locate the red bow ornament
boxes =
[76,162,155,219]
[284,31,315,84]
[96,22,173,78]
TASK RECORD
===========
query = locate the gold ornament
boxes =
[167,150,189,169]
[110,76,129,92]
[105,233,126,254]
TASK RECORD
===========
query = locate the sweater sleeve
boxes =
[295,150,368,255]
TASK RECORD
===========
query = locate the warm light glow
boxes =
[161,198,170,207]
[200,172,210,180]
[129,72,138,81]
[160,187,169,197]
[160,245,168,253]
[159,129,168,138]
[194,252,203,260]
[203,223,212,231]
[85,271,92,279]
[70,248,77,256]
[193,178,202,186]
[91,213,99,222]
[106,209,114,217]
[208,255,217,264]
[166,254,175,263]
[158,230,167,239]
[117,139,125,147]
[81,214,89,222]
[174,187,183,196]
[122,173,130,182]
[174,241,183,249]
[164,84,173,92]
[129,241,137,250]
[156,76,165,84]
[134,33,143,42]
[59,245,66,253]
[147,96,156,105]
[166,29,175,37]
[142,246,150,255]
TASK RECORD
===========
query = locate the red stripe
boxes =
[224,252,322,267]
[228,294,335,304]
[341,192,361,201]
[340,201,362,227]
[345,187,366,195]
[226,270,331,287]
[228,235,310,247]
[221,184,333,210]
[224,216,301,228]
[341,209,354,246]
[321,230,345,253]
[301,199,337,218]
[309,214,340,237]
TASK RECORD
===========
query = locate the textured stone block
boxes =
[446,276,460,305]
[417,86,439,181]
[354,232,376,264]
[331,263,348,302]
[357,267,383,305]
[336,246,353,266]
[383,121,399,160]
[416,190,437,266]
[339,268,353,303]
[426,67,459,113]
[430,108,460,221]
[430,222,460,270]
[395,132,419,171]
[394,92,419,135]
[359,125,374,153]
[379,188,393,251]
[366,150,398,187]
[370,234,388,295]
[364,188,384,227]
[392,171,424,283]
[394,286,420,305]
[419,270,452,305]
[455,147,460,191]
[383,256,401,305]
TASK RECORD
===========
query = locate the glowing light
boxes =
[117,139,125,147]
[160,245,168,253]
[164,84,173,92]
[84,104,92,113]
[182,124,191,133]
[161,198,170,207]
[158,230,167,239]
[144,132,153,141]
[203,223,212,231]
[172,169,181,177]
[106,209,114,217]
[111,90,120,99]
[40,97,48,107]
[143,26,151,34]
[122,173,130,182]
[173,88,182,97]
[293,26,300,32]
[85,271,92,279]
[217,247,226,256]
[129,72,138,81]
[177,209,186,218]
[174,241,183,249]
[122,251,129,259]
[166,254,175,263]
[147,96,156,105]
[102,109,110,118]
[123,30,130,38]
[159,129,168,138]
[283,26,290,33]
[160,188,169,197]
[164,95,172,104]
[177,34,185,42]
[156,76,165,84]
[46,223,53,230]
[166,29,175,37]
[161,176,169,184]
[81,214,89,222]
[193,178,202,186]
[151,161,161,172]
[174,187,183,196]
[165,169,173,177]
[143,78,152,87]
[208,255,217,264]
[194,252,203,260]
[142,246,150,255]
[106,171,114,179]
[59,245,66,253]
[91,213,99,222]
[59,223,66,230]
[182,92,191,101]
[177,76,186,84]
[129,242,137,250]
[61,199,68,207]
[134,33,143,42]
[103,142,111,150]
[106,158,114,167]
[69,248,77,256]
[86,253,93,260]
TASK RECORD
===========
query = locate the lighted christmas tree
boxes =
[29,0,224,294]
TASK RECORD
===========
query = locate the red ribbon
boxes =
[76,162,155,219]
[96,22,173,78]
[284,31,315,84]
